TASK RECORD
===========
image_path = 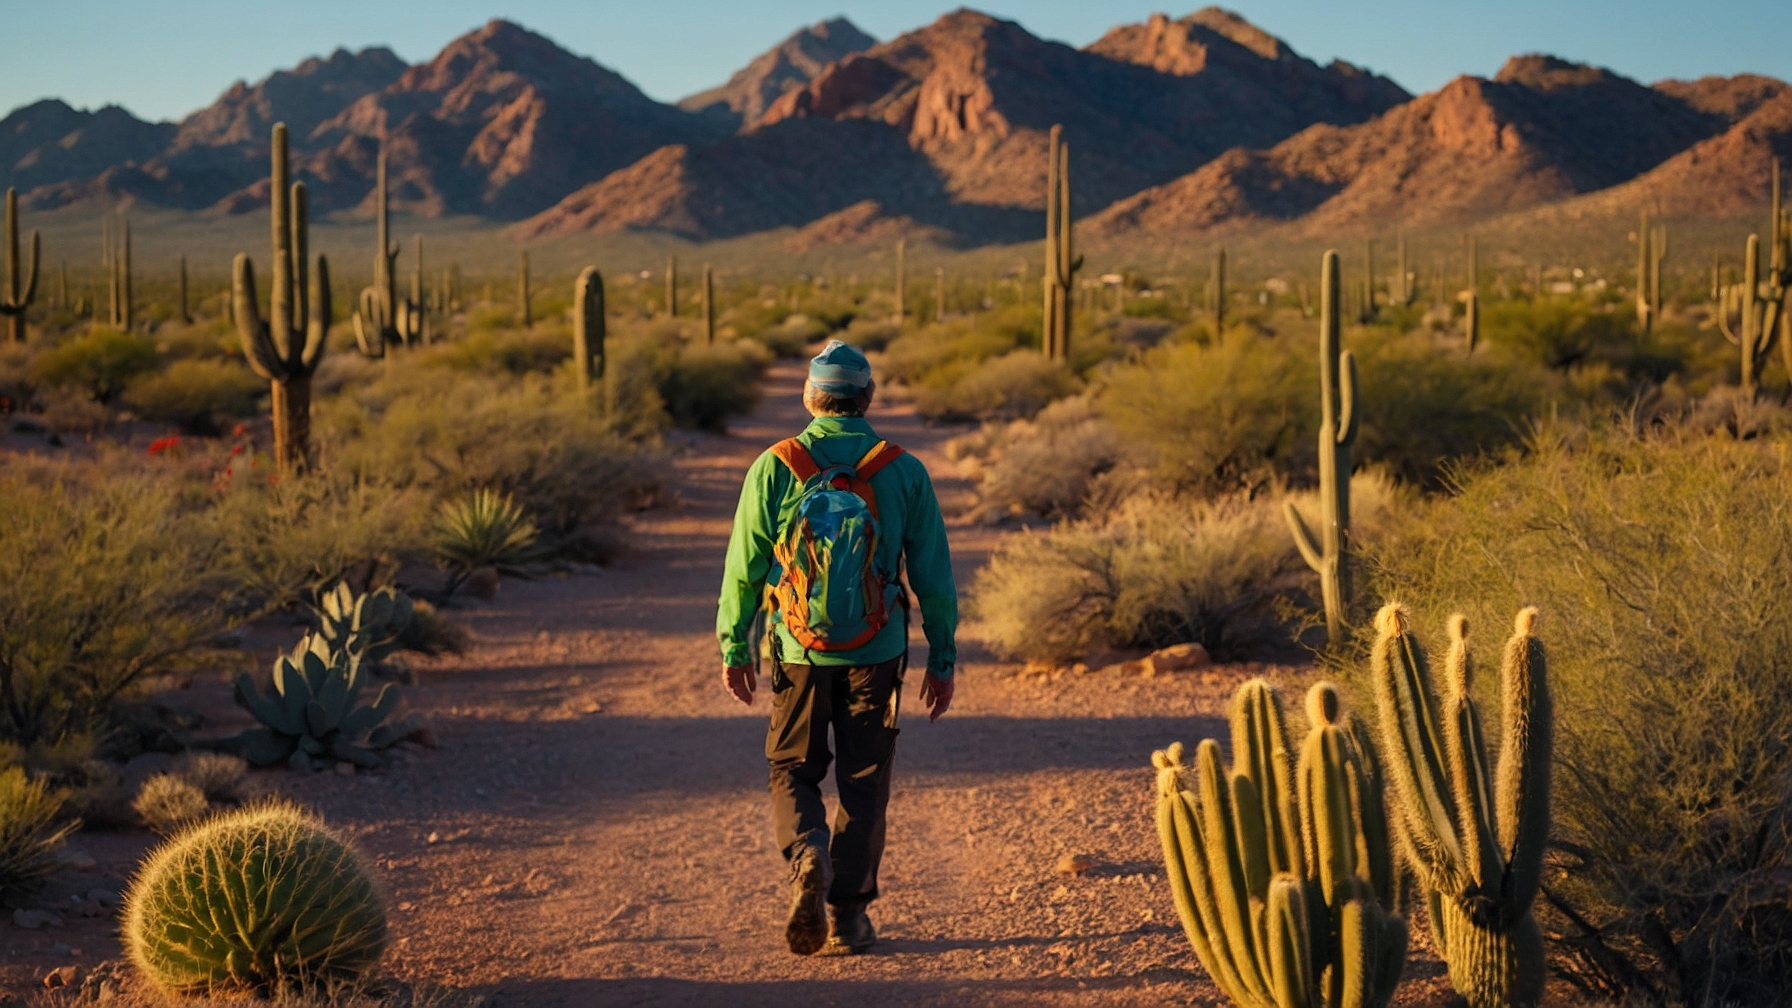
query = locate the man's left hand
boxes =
[919,673,954,722]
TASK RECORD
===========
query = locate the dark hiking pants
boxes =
[766,656,902,908]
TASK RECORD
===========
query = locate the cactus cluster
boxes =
[1370,604,1552,1008]
[230,629,425,772]
[352,149,424,356]
[102,211,133,330]
[1285,250,1358,645]
[1042,124,1082,362]
[1718,162,1791,395]
[0,188,40,342]
[123,801,387,995]
[573,265,607,391]
[234,122,331,473]
[1154,679,1406,1008]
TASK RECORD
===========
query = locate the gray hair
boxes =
[803,379,876,417]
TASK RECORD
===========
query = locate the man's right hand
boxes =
[723,664,757,706]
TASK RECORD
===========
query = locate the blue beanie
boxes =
[808,339,872,394]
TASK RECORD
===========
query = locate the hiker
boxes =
[716,339,957,957]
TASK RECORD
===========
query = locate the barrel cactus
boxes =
[1153,678,1406,1008]
[123,801,387,995]
[229,633,424,772]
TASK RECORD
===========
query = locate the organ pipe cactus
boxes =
[1370,604,1551,1008]
[0,188,40,342]
[573,265,606,390]
[1042,125,1082,362]
[1718,233,1783,395]
[123,801,387,994]
[1285,250,1358,645]
[229,632,424,772]
[352,149,421,357]
[235,123,331,472]
[1153,679,1407,1008]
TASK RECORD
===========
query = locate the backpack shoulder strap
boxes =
[769,438,821,482]
[854,441,906,481]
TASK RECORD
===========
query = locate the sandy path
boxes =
[243,359,1461,1007]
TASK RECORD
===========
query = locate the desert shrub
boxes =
[317,369,653,543]
[1481,299,1638,370]
[911,349,1079,421]
[39,387,113,433]
[751,313,828,357]
[134,773,209,835]
[0,457,241,745]
[965,397,1123,518]
[0,341,33,410]
[32,327,160,402]
[1367,425,1792,1005]
[0,766,75,899]
[124,801,387,995]
[838,317,900,351]
[420,325,570,375]
[174,753,249,805]
[1098,333,1313,492]
[974,472,1400,663]
[123,358,265,433]
[651,339,766,431]
[880,306,1037,386]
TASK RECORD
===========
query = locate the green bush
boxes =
[911,349,1079,422]
[649,339,767,432]
[420,325,571,375]
[32,327,160,402]
[124,801,387,995]
[123,358,265,433]
[959,396,1121,518]
[0,766,76,899]
[881,306,1036,387]
[1366,424,1792,1005]
[973,473,1399,663]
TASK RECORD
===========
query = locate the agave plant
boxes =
[0,767,76,898]
[432,488,547,597]
[312,582,412,666]
[229,634,425,772]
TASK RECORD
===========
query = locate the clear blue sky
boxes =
[5,1,1789,123]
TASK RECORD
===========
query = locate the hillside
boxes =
[678,18,878,130]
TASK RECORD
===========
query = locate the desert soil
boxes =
[5,360,1454,1006]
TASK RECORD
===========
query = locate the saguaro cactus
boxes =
[573,266,606,391]
[1285,250,1358,645]
[1718,233,1784,395]
[410,234,428,345]
[934,267,946,324]
[234,122,332,473]
[1210,247,1227,335]
[702,263,715,344]
[0,188,40,342]
[1371,604,1551,1008]
[104,214,134,330]
[1361,237,1377,323]
[894,238,907,324]
[518,250,532,328]
[665,256,678,318]
[1397,232,1414,307]
[1042,124,1082,362]
[1153,678,1406,1008]
[178,255,191,324]
[1464,237,1480,354]
[353,149,421,357]
[1635,212,1653,331]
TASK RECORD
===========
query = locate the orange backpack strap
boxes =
[854,441,906,480]
[768,438,820,482]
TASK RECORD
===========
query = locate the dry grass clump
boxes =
[132,775,209,836]
[1368,423,1792,1005]
[973,472,1400,663]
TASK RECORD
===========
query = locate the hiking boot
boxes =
[784,829,833,955]
[821,902,876,956]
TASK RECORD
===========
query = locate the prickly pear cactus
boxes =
[123,801,387,995]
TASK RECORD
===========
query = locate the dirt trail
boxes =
[8,361,1460,1006]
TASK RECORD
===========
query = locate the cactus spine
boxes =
[1464,237,1480,354]
[666,256,678,318]
[1211,247,1227,335]
[1042,124,1082,362]
[1371,604,1551,1008]
[702,263,715,344]
[518,250,531,328]
[234,122,332,473]
[0,188,40,341]
[123,801,387,995]
[573,266,606,392]
[1285,250,1358,645]
[352,149,421,356]
[1153,679,1406,1008]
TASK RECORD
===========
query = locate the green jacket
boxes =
[717,416,957,678]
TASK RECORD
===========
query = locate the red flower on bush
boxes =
[147,436,181,457]
[232,423,247,438]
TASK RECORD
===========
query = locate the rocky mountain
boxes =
[678,18,877,130]
[1086,55,1747,240]
[0,101,174,196]
[519,8,1409,244]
